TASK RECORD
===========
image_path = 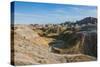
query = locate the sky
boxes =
[12,1,97,24]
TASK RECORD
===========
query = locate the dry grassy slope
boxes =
[12,24,96,65]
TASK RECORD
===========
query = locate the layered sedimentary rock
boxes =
[51,25,97,57]
[11,24,96,65]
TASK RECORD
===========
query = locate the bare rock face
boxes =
[11,24,96,66]
[81,32,97,57]
[51,25,97,58]
[11,24,64,65]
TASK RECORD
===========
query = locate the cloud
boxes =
[69,7,97,17]
[15,13,45,18]
[52,9,67,14]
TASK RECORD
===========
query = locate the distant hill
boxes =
[76,17,97,25]
[61,17,97,26]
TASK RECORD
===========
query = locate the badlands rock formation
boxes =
[11,24,96,65]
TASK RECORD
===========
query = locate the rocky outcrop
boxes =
[11,24,67,65]
[76,17,97,25]
[11,24,96,65]
[50,25,97,57]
